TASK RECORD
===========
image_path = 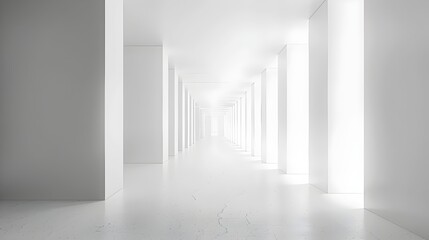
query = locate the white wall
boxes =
[278,44,309,174]
[365,0,429,238]
[168,68,178,155]
[124,46,168,164]
[0,0,123,200]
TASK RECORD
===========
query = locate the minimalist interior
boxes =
[0,0,428,239]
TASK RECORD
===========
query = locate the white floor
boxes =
[0,137,425,240]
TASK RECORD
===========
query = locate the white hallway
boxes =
[0,137,424,240]
[1,0,429,239]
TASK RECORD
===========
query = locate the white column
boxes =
[278,48,288,171]
[124,46,168,164]
[195,105,199,141]
[251,84,256,156]
[254,79,262,156]
[241,96,246,150]
[189,96,194,146]
[236,99,241,148]
[105,0,124,199]
[178,80,185,151]
[234,104,238,144]
[192,99,195,144]
[261,68,278,164]
[190,97,194,145]
[245,90,252,153]
[309,0,363,193]
[278,44,309,174]
[0,0,123,200]
[261,73,267,162]
[184,89,189,148]
[205,115,211,137]
[228,106,234,142]
[201,111,206,138]
[188,94,192,145]
[168,68,178,156]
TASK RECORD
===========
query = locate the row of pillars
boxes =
[0,0,360,201]
[218,44,309,176]
[125,46,202,163]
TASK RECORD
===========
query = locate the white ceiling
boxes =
[124,0,323,108]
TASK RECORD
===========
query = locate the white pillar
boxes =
[0,0,123,200]
[241,96,246,149]
[230,108,234,141]
[237,100,241,146]
[261,68,278,164]
[201,111,206,138]
[178,80,185,151]
[234,103,238,144]
[309,0,363,193]
[261,73,267,162]
[189,97,195,146]
[254,79,262,156]
[188,94,192,145]
[190,97,192,145]
[124,46,168,164]
[251,84,256,156]
[205,115,212,137]
[168,68,178,156]
[245,90,252,153]
[192,99,195,144]
[195,105,199,141]
[184,89,189,148]
[278,44,309,174]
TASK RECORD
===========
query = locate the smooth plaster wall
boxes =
[0,0,123,200]
[124,46,168,163]
[365,0,429,238]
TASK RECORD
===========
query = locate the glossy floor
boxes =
[0,137,425,240]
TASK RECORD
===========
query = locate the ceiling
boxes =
[124,0,323,108]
